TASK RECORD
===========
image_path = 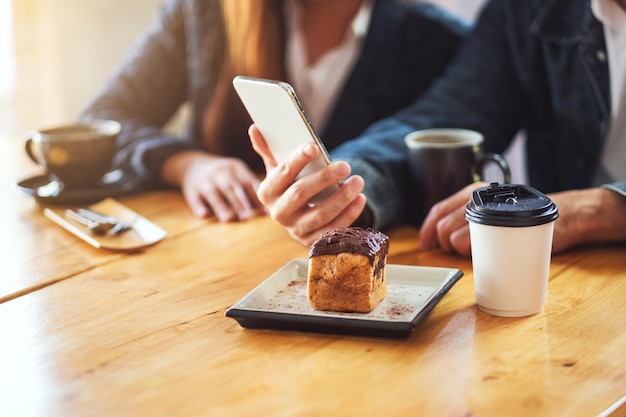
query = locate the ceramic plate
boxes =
[14,169,140,205]
[226,259,463,338]
[44,197,167,251]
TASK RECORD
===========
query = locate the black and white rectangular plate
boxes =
[225,259,463,338]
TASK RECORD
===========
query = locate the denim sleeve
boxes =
[331,118,422,229]
[331,0,526,229]
[334,157,396,230]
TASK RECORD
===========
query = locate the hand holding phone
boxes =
[233,76,341,204]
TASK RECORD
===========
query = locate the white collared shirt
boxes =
[284,0,372,132]
[591,0,626,182]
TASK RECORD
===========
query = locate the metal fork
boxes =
[108,214,138,236]
[65,209,115,235]
[65,209,137,236]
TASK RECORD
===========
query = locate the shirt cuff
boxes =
[601,181,626,197]
[134,140,200,186]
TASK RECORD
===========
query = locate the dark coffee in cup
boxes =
[404,128,511,219]
[24,119,120,189]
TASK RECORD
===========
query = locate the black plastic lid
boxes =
[465,183,559,227]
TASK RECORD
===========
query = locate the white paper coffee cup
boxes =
[465,182,559,317]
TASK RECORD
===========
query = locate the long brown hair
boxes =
[202,0,286,167]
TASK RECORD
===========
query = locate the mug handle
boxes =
[474,152,512,183]
[24,133,43,165]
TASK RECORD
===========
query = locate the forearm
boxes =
[550,187,626,252]
[161,149,215,188]
[585,189,626,242]
[596,186,626,242]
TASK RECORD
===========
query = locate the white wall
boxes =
[2,0,162,137]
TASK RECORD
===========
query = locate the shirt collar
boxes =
[285,0,373,42]
[352,1,373,39]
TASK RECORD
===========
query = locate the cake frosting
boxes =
[309,227,389,262]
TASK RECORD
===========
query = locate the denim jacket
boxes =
[332,0,626,230]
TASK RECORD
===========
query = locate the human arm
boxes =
[79,0,215,185]
[419,182,626,256]
[247,0,526,237]
[549,185,626,252]
[79,1,268,220]
[325,0,535,230]
[160,149,265,222]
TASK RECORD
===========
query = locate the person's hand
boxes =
[249,124,368,246]
[547,187,626,253]
[419,183,626,256]
[161,150,265,222]
[418,182,484,256]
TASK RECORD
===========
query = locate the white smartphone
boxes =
[232,75,341,204]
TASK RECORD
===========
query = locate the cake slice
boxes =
[307,227,389,313]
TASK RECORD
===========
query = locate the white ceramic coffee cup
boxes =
[465,182,559,317]
[24,119,120,189]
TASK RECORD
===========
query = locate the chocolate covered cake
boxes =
[307,227,389,313]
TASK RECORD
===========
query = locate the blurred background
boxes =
[1,0,162,138]
[2,0,521,181]
[0,0,485,137]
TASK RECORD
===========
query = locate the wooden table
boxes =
[1,138,625,417]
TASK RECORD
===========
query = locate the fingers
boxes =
[249,125,368,246]
[241,176,266,213]
[204,172,262,222]
[251,123,349,217]
[182,155,265,222]
[230,182,256,220]
[251,133,366,246]
[273,161,350,217]
[288,193,367,246]
[193,183,256,222]
[449,223,472,256]
[256,139,353,223]
[186,190,211,218]
[257,141,321,207]
[281,174,365,231]
[419,182,485,255]
[185,181,236,222]
[289,188,368,246]
[431,206,470,253]
[249,124,277,168]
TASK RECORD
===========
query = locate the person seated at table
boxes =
[79,0,467,223]
[249,0,626,255]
